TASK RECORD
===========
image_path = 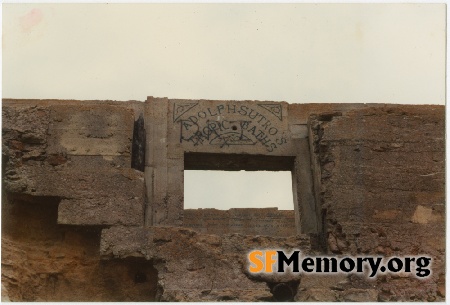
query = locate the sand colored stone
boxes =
[1,98,445,301]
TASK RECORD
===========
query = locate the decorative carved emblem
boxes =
[257,103,282,121]
[173,102,199,122]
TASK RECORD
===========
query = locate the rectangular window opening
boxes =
[184,170,294,210]
[183,153,297,237]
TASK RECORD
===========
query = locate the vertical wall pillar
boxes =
[145,97,183,227]
[145,97,168,226]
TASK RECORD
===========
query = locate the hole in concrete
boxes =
[267,280,299,302]
[100,258,159,301]
[134,272,147,283]
[272,283,293,301]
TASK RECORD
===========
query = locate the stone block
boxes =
[47,105,134,159]
[55,166,145,226]
[183,208,296,237]
[100,226,154,259]
[58,196,144,227]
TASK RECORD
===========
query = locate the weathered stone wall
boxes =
[1,98,445,302]
[183,208,296,237]
[308,106,445,301]
[1,195,158,301]
[2,100,145,227]
[100,225,311,301]
[2,99,156,301]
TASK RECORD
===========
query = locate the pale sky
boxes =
[2,4,446,210]
[3,3,445,104]
[184,170,294,210]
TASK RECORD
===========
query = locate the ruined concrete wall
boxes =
[100,225,311,301]
[183,208,296,237]
[2,99,154,301]
[1,98,445,302]
[2,100,145,226]
[308,106,445,301]
[1,196,158,301]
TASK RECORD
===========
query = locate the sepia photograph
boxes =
[2,3,445,302]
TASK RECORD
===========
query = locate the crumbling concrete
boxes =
[1,98,445,301]
[183,208,296,237]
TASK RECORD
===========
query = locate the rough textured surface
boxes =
[1,196,158,301]
[100,226,311,301]
[2,102,145,227]
[309,105,445,301]
[2,99,445,302]
[183,208,296,237]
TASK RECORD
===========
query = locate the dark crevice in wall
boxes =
[267,280,300,301]
[184,152,295,171]
[5,193,62,206]
[131,113,146,172]
[99,257,159,300]
[320,208,328,252]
